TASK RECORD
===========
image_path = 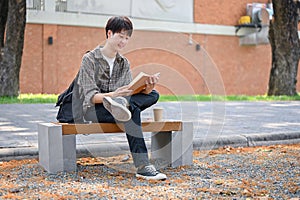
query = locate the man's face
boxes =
[108,30,131,51]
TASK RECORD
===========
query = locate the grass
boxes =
[0,94,58,104]
[0,93,300,104]
[161,94,300,102]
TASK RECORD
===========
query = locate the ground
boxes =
[0,144,299,199]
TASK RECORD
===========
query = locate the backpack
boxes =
[55,80,76,123]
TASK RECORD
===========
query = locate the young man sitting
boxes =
[72,16,166,181]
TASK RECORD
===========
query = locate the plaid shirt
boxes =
[76,46,132,112]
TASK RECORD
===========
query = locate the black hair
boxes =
[105,16,133,38]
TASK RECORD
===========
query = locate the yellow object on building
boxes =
[238,16,251,24]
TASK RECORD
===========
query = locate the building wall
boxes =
[194,0,268,25]
[20,0,300,95]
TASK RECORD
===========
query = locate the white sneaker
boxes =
[136,165,167,181]
[103,96,131,122]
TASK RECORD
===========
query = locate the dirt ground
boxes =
[0,143,299,199]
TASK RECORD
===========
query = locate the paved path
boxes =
[1,101,300,158]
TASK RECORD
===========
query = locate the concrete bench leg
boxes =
[62,134,77,172]
[38,123,76,173]
[151,122,193,168]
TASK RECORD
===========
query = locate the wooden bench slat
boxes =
[57,121,182,135]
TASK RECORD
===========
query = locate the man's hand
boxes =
[113,85,133,97]
[93,85,132,104]
[143,73,160,94]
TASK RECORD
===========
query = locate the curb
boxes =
[194,131,300,150]
[244,132,300,146]
[1,132,300,160]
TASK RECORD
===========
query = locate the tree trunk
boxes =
[0,0,26,96]
[0,0,8,49]
[268,0,300,96]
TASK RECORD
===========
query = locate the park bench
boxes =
[38,121,193,174]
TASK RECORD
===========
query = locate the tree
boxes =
[0,0,26,97]
[268,0,300,96]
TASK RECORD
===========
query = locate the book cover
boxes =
[128,72,160,94]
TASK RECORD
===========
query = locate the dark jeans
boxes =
[84,90,159,168]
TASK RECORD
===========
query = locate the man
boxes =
[72,16,166,180]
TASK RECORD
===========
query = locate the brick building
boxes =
[21,0,300,95]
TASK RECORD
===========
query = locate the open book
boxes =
[128,72,160,94]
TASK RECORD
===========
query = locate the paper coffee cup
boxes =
[153,107,163,121]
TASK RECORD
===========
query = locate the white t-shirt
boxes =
[103,55,115,77]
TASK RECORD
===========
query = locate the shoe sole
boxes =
[136,173,167,181]
[103,97,131,122]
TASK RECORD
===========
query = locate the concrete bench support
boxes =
[38,121,193,174]
[38,123,77,173]
[38,123,63,173]
[151,122,193,168]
